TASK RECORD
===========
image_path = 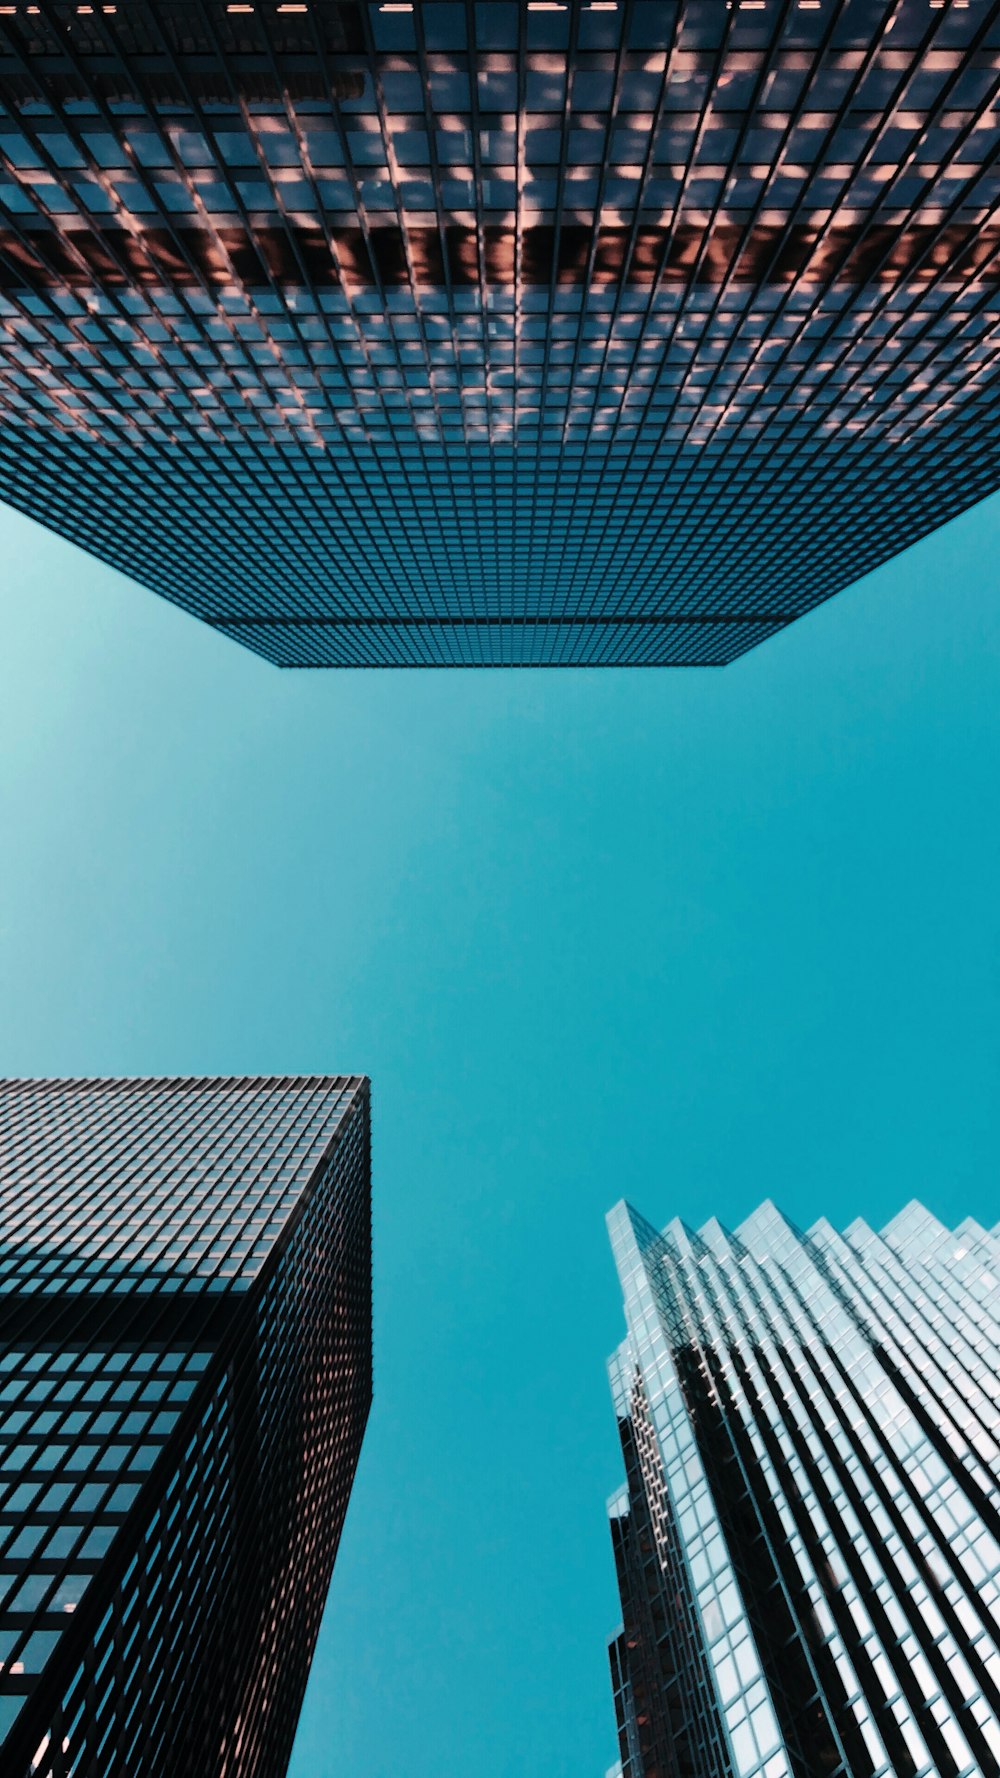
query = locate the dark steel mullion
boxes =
[542,7,615,656]
[296,0,448,624]
[200,1079,356,1281]
[275,13,431,453]
[587,0,791,625]
[618,0,910,611]
[131,7,402,612]
[1,1076,288,1287]
[699,1341,880,1778]
[696,0,932,440]
[0,146,179,447]
[460,0,492,347]
[461,0,502,622]
[540,12,593,624]
[713,1247,949,1776]
[0,303,107,443]
[200,605,789,625]
[0,434,208,590]
[758,3,1000,428]
[634,0,1000,610]
[46,1078,272,1280]
[181,0,407,606]
[850,1242,1000,1503]
[732,1339,948,1778]
[294,9,465,627]
[535,0,580,438]
[0,293,115,448]
[814,1233,1000,1503]
[16,1074,360,1323]
[559,0,677,650]
[0,1074,222,1269]
[553,13,673,638]
[610,0,848,616]
[709,1243,960,1777]
[667,1251,863,1778]
[557,58,687,653]
[576,0,738,458]
[776,1336,996,1778]
[897,1250,1000,1443]
[550,0,640,626]
[596,0,909,613]
[20,3,336,608]
[232,87,410,605]
[410,15,472,603]
[514,0,528,635]
[758,1249,999,1777]
[815,1334,1000,1731]
[354,8,462,616]
[558,6,733,633]
[0,1296,234,1563]
[0,1261,249,1774]
[722,1,1000,481]
[551,0,634,454]
[25,0,291,457]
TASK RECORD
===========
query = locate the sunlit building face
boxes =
[605,1198,1000,1778]
[0,0,998,664]
[0,1074,371,1778]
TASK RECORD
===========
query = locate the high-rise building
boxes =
[605,1197,1000,1778]
[0,1073,372,1778]
[0,1,999,666]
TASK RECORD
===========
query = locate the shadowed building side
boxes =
[0,1074,372,1778]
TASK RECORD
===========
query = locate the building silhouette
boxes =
[0,1,999,665]
[606,1196,1000,1778]
[0,1073,371,1778]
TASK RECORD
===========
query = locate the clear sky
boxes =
[1,497,999,1778]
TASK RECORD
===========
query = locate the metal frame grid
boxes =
[0,1073,372,1778]
[1,1,1000,665]
[607,1357,730,1778]
[606,1198,1000,1778]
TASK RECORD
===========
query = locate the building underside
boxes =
[0,0,998,665]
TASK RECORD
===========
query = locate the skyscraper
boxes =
[1,0,999,666]
[605,1197,1000,1778]
[0,1072,372,1778]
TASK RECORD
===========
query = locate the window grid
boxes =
[0,1073,372,1778]
[606,1198,1000,1778]
[0,1,998,663]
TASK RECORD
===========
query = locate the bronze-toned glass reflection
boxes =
[0,1,999,663]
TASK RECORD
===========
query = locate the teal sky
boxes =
[2,498,999,1778]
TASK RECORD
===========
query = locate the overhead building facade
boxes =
[0,1072,372,1778]
[0,0,998,665]
[606,1197,1000,1778]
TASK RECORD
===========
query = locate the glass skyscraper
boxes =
[0,0,999,665]
[0,1072,371,1778]
[606,1197,1000,1778]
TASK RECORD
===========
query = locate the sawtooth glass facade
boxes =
[606,1197,1000,1778]
[1,0,1000,665]
[0,1073,372,1778]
